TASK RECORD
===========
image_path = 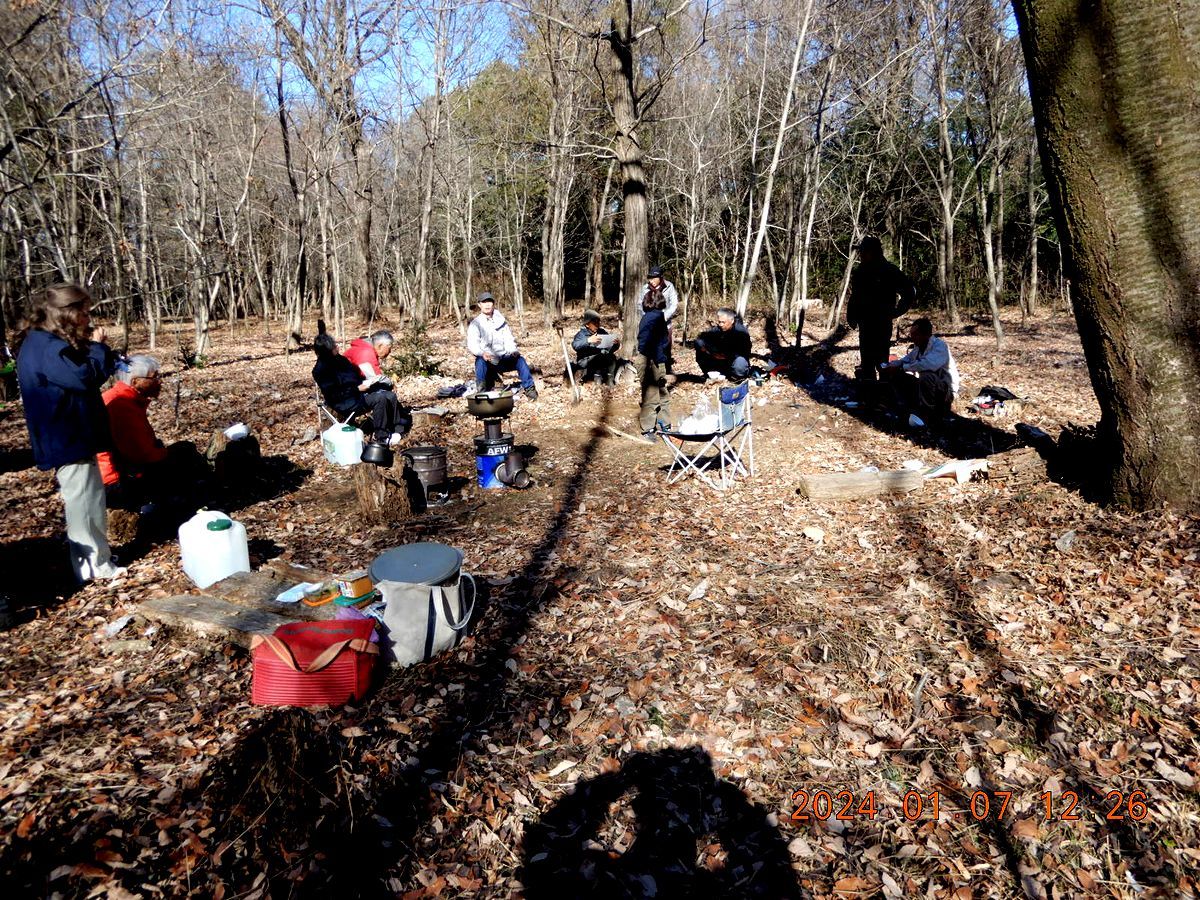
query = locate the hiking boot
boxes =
[524,386,539,401]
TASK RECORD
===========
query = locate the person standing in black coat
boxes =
[846,236,916,385]
[635,292,672,439]
[16,284,125,582]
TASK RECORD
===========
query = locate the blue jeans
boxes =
[475,353,534,391]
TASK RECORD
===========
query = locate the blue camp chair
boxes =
[658,381,755,490]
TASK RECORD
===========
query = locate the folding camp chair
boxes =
[658,381,755,490]
[315,383,371,431]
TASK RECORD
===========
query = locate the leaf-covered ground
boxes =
[0,310,1196,899]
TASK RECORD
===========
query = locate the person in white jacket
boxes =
[880,317,959,421]
[467,292,537,399]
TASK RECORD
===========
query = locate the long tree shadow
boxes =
[172,391,631,896]
[522,746,804,899]
[891,500,1176,893]
[789,325,1022,460]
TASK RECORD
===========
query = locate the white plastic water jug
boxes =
[178,510,251,589]
[322,423,364,466]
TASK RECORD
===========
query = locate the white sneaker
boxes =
[94,562,128,580]
[387,432,405,448]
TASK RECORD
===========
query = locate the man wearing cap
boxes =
[571,310,622,385]
[846,236,916,386]
[467,292,537,399]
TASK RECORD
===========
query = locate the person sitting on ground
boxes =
[344,330,395,386]
[572,310,621,385]
[636,290,672,441]
[694,307,752,382]
[313,334,411,447]
[879,317,960,422]
[467,292,537,399]
[96,355,207,512]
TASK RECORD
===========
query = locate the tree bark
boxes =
[1013,0,1200,510]
[607,14,648,351]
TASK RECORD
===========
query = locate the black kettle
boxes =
[361,440,394,467]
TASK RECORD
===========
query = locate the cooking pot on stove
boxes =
[466,390,514,419]
[361,440,394,467]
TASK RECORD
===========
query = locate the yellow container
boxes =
[336,569,374,600]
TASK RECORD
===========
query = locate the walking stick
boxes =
[560,336,581,404]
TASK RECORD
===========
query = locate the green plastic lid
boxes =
[206,518,233,532]
[341,425,357,432]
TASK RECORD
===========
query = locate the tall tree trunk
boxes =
[1014,0,1200,510]
[1025,134,1040,316]
[607,13,648,351]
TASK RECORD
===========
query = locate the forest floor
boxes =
[0,307,1196,899]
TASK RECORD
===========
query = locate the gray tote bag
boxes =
[377,573,477,666]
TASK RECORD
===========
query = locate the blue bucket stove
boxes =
[474,428,514,489]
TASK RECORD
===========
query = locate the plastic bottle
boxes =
[322,424,364,466]
[178,510,251,589]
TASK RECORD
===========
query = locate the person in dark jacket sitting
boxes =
[694,308,752,382]
[635,291,672,440]
[572,309,621,385]
[313,334,410,447]
[16,283,125,582]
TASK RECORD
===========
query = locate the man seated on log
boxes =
[97,355,207,513]
[344,330,395,386]
[313,334,411,447]
[467,292,538,399]
[879,317,960,423]
[694,307,752,383]
[572,309,621,385]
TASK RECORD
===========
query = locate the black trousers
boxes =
[362,387,410,442]
[857,323,893,381]
[578,352,620,384]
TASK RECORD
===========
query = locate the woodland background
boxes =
[1,0,1051,356]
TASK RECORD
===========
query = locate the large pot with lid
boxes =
[466,390,514,419]
[401,445,448,491]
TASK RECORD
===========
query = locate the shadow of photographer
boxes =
[522,746,803,899]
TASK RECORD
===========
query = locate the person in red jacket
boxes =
[97,355,204,512]
[344,331,394,380]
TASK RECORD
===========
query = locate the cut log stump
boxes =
[987,446,1046,488]
[139,595,293,647]
[353,461,414,524]
[797,469,924,500]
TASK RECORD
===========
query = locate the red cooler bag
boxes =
[250,619,378,706]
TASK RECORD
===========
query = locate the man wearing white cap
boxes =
[467,292,537,399]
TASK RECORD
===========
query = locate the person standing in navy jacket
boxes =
[635,290,673,439]
[16,284,125,582]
